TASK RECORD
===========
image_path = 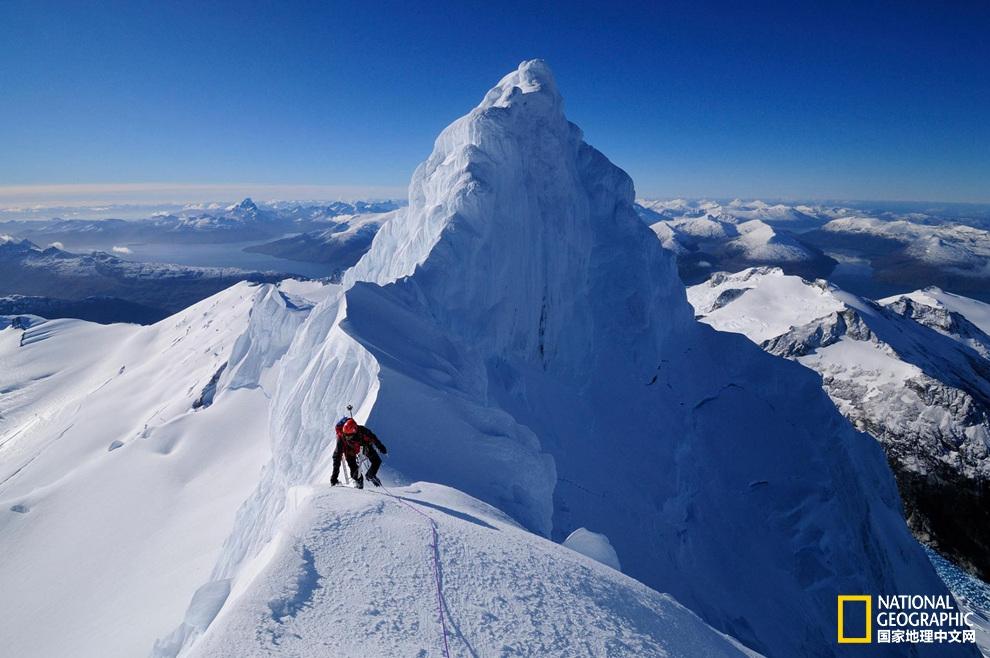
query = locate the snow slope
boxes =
[0,281,323,658]
[187,483,760,658]
[0,60,973,658]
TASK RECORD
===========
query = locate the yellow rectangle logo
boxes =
[838,595,872,643]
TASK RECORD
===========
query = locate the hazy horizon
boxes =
[3,184,990,220]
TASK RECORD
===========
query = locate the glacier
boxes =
[0,60,976,657]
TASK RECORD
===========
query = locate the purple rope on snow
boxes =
[380,485,452,658]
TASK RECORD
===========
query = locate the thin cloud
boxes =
[0,183,408,207]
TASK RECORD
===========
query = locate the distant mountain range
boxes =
[244,209,401,277]
[0,198,404,246]
[639,198,990,302]
[0,236,288,323]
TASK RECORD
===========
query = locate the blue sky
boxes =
[1,0,988,204]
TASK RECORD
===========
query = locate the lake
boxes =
[60,238,339,279]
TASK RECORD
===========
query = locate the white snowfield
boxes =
[188,483,759,658]
[0,281,320,658]
[686,267,846,342]
[0,61,973,658]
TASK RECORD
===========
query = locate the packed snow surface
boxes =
[188,483,758,658]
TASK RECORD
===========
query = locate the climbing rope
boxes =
[356,454,451,658]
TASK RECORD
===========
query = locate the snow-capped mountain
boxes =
[244,209,400,273]
[0,238,287,322]
[0,61,972,658]
[810,217,990,262]
[689,267,990,580]
[155,197,279,237]
[637,198,828,230]
[801,217,990,298]
[144,198,356,243]
[649,212,836,283]
[639,199,990,303]
[882,288,990,359]
[273,199,402,219]
[0,292,752,658]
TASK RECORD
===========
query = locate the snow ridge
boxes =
[169,61,964,658]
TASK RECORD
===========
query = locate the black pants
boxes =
[331,446,382,481]
[364,447,382,479]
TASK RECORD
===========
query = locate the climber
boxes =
[330,417,388,488]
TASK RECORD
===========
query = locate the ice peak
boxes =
[229,198,258,212]
[347,58,689,374]
[478,58,563,116]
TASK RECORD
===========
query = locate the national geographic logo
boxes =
[837,595,871,643]
[837,595,977,646]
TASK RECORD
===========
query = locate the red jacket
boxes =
[334,420,386,457]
